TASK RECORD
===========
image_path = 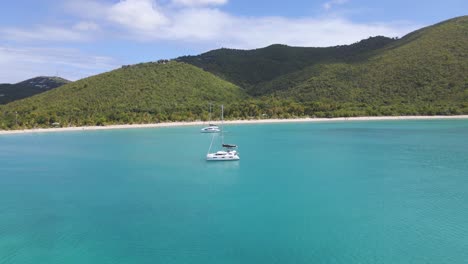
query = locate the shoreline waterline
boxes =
[1,115,468,135]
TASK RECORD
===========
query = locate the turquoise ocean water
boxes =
[1,120,468,264]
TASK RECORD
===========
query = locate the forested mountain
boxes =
[0,76,70,104]
[0,16,467,129]
[0,62,245,129]
[177,36,396,93]
[271,16,468,106]
[178,16,468,116]
[179,16,467,100]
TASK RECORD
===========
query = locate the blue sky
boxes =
[0,0,466,83]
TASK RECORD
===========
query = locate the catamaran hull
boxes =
[201,126,220,133]
[205,105,239,161]
[206,156,240,161]
[201,129,220,133]
[206,154,240,161]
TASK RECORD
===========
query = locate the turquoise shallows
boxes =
[1,120,468,264]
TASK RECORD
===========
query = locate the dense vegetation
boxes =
[0,76,69,104]
[0,16,467,130]
[273,16,468,106]
[0,62,246,129]
[177,36,396,94]
[180,16,468,115]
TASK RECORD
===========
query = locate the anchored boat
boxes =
[201,103,220,133]
[206,105,239,161]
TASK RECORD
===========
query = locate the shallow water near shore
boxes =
[1,119,468,263]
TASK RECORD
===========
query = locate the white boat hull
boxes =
[206,150,240,161]
[201,126,220,133]
[204,105,239,161]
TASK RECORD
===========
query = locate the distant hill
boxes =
[0,62,245,129]
[271,16,468,107]
[0,76,70,104]
[178,16,468,116]
[1,16,467,129]
[177,36,396,94]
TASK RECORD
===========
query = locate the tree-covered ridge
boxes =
[0,76,70,104]
[177,36,396,93]
[0,16,467,130]
[0,62,246,129]
[180,15,467,113]
[273,16,468,106]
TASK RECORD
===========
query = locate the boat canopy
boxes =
[222,144,238,148]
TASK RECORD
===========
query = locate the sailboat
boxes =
[200,103,220,133]
[206,105,240,161]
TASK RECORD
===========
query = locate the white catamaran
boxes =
[206,105,240,161]
[200,103,220,133]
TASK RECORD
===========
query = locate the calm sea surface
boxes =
[1,120,468,264]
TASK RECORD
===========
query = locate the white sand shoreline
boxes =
[1,115,468,135]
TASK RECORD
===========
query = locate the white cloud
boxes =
[64,0,109,19]
[171,0,228,7]
[113,9,417,49]
[323,0,349,10]
[56,0,419,49]
[74,21,100,31]
[0,0,421,82]
[108,0,168,31]
[226,16,413,48]
[0,46,118,83]
[162,8,231,41]
[0,26,88,42]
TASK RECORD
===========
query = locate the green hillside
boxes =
[1,16,467,130]
[180,16,468,116]
[0,62,245,129]
[0,76,70,104]
[177,36,396,93]
[273,16,468,106]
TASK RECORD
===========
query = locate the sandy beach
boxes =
[1,115,468,135]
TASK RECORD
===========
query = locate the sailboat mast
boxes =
[221,104,224,145]
[207,134,215,154]
[208,103,212,123]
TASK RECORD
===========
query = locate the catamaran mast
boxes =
[208,103,212,123]
[221,104,224,145]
